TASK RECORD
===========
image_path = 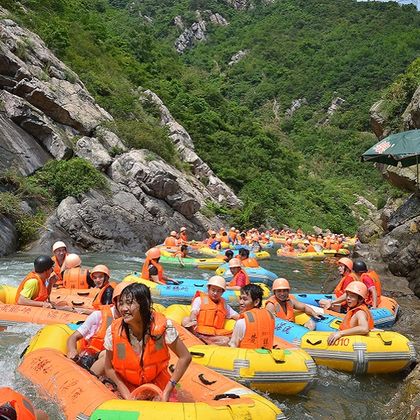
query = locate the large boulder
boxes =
[0,215,18,256]
[403,85,420,129]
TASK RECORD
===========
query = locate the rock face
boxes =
[228,50,248,66]
[285,98,308,118]
[0,16,241,255]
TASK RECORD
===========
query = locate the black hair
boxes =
[238,248,250,258]
[240,284,263,308]
[180,245,188,252]
[225,250,234,258]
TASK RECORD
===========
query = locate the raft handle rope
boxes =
[198,373,217,385]
[77,292,90,296]
[377,332,392,346]
[306,339,322,346]
[193,283,205,287]
[190,351,205,358]
[214,393,240,400]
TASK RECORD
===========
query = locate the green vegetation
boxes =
[29,158,109,203]
[2,0,419,233]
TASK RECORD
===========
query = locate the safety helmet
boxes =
[338,257,353,272]
[91,264,110,278]
[52,241,67,252]
[170,231,177,237]
[272,278,290,291]
[228,258,242,268]
[62,254,82,270]
[345,281,368,299]
[230,227,235,231]
[207,275,226,290]
[34,255,54,273]
[180,227,186,232]
[353,260,368,274]
[113,281,133,304]
[147,248,161,259]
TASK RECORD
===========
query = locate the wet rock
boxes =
[0,215,18,256]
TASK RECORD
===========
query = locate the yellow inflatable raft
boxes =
[19,324,284,419]
[300,331,416,374]
[164,304,316,394]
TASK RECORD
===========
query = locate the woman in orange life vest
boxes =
[265,278,321,330]
[327,282,374,345]
[67,281,132,375]
[61,253,94,290]
[181,276,239,346]
[179,226,188,244]
[319,257,355,313]
[15,255,57,308]
[322,259,380,310]
[225,258,250,291]
[163,231,178,247]
[0,388,48,420]
[229,284,275,349]
[104,283,192,401]
[141,247,180,285]
[238,248,259,268]
[51,240,67,286]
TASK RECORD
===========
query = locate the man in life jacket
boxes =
[15,255,57,308]
[229,284,275,349]
[61,253,93,289]
[66,281,132,375]
[0,387,48,420]
[181,276,239,345]
[320,257,355,313]
[265,278,321,330]
[179,227,188,244]
[226,258,250,291]
[141,247,179,285]
[327,281,374,345]
[163,231,178,247]
[228,227,237,243]
[238,248,259,268]
[174,245,189,267]
[51,240,67,286]
[322,259,380,310]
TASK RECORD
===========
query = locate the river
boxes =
[0,249,418,419]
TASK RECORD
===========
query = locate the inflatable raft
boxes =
[18,324,284,419]
[123,275,271,303]
[215,264,277,286]
[291,293,399,328]
[198,247,271,260]
[159,251,225,270]
[163,304,316,394]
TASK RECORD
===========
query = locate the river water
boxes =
[0,249,418,419]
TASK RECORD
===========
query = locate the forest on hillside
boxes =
[2,0,420,234]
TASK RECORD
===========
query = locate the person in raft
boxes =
[229,284,275,348]
[238,248,259,268]
[265,278,321,330]
[60,253,94,289]
[163,231,178,247]
[179,226,188,244]
[15,255,57,308]
[67,281,131,374]
[223,249,234,263]
[181,276,239,345]
[141,247,180,285]
[104,282,192,401]
[225,258,250,291]
[327,282,374,345]
[0,387,48,420]
[321,259,380,310]
[51,240,68,286]
[174,244,189,267]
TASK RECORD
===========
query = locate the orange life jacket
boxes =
[141,258,165,284]
[164,237,177,247]
[239,308,274,349]
[83,305,114,354]
[228,269,250,287]
[228,232,237,242]
[221,234,230,243]
[52,254,66,285]
[334,272,357,298]
[195,292,231,336]
[339,303,374,331]
[330,242,343,251]
[111,313,170,390]
[360,271,382,306]
[265,295,295,322]
[62,267,89,289]
[15,272,49,303]
[0,387,36,420]
[92,283,116,310]
[180,232,188,243]
[241,257,259,268]
[306,245,315,253]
